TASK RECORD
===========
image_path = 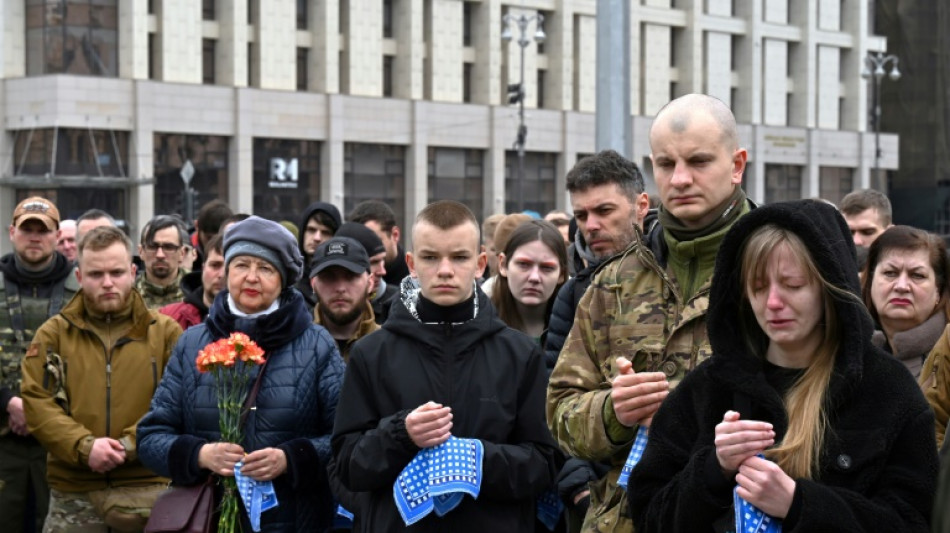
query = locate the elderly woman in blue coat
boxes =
[138,216,345,532]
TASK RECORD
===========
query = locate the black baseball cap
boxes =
[309,237,370,278]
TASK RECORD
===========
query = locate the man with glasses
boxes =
[134,215,188,309]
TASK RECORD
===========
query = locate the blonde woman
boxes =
[628,200,937,532]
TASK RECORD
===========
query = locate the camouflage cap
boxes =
[13,196,60,231]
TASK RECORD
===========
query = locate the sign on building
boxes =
[269,157,298,188]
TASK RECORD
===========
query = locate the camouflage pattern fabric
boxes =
[546,226,714,533]
[133,269,185,310]
[42,489,109,533]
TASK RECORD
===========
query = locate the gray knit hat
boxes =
[223,216,304,288]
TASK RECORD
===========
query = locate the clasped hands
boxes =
[610,356,669,428]
[198,442,287,481]
[715,410,795,519]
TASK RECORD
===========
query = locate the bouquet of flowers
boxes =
[196,332,266,533]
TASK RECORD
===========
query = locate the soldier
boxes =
[21,226,182,532]
[0,197,79,533]
[134,215,189,309]
[547,94,752,532]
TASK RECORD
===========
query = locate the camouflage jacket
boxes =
[546,223,718,533]
[133,268,185,309]
[0,261,80,433]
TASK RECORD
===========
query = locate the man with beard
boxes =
[335,222,398,325]
[21,226,181,531]
[159,234,225,330]
[0,197,80,533]
[134,215,188,309]
[309,236,378,362]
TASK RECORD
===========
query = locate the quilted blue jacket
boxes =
[138,289,345,532]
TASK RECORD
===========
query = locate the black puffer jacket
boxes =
[628,200,938,532]
[332,279,561,532]
[138,289,345,532]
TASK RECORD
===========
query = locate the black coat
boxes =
[331,283,560,532]
[628,200,938,532]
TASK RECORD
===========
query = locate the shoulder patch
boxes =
[26,344,40,358]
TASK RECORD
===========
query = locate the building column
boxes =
[229,89,253,213]
[322,94,346,213]
[218,0,249,87]
[405,101,429,241]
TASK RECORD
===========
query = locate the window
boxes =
[253,138,322,221]
[247,43,256,87]
[819,167,853,205]
[505,151,557,214]
[383,56,394,97]
[297,47,308,91]
[13,128,129,178]
[764,164,803,203]
[297,0,308,30]
[25,0,120,77]
[203,0,215,20]
[148,33,158,79]
[383,0,394,38]
[202,39,216,85]
[428,148,484,217]
[153,134,229,219]
[537,69,546,108]
[463,63,473,103]
[463,2,474,46]
[344,144,407,227]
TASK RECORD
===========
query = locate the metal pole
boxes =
[873,75,882,184]
[518,34,526,212]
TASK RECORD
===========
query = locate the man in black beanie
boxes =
[297,202,342,306]
[335,222,398,324]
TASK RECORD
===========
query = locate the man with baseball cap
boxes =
[310,237,379,362]
[335,222,399,325]
[1,196,80,532]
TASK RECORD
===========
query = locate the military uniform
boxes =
[133,268,185,309]
[547,199,749,533]
[0,255,79,533]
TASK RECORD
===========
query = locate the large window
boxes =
[26,0,119,77]
[153,134,229,218]
[14,188,128,226]
[765,164,803,203]
[505,151,557,214]
[428,148,484,217]
[819,166,854,205]
[252,138,321,222]
[12,128,129,177]
[344,143,406,227]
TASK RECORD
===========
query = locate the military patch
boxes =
[25,344,39,358]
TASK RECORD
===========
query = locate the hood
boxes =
[297,202,342,255]
[572,227,596,273]
[706,199,871,402]
[383,276,507,353]
[0,251,74,286]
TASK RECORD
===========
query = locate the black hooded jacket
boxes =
[332,280,561,532]
[628,200,938,532]
[296,202,342,306]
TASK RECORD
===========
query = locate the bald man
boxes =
[547,94,752,532]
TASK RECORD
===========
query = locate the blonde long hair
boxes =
[738,225,855,479]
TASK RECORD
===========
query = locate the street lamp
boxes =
[861,51,901,184]
[502,11,545,211]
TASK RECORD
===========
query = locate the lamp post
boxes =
[861,52,901,185]
[502,12,545,212]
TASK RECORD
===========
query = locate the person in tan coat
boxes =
[21,226,182,532]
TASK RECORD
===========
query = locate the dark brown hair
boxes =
[862,225,950,324]
[491,220,568,334]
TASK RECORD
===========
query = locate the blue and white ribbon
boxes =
[234,461,280,532]
[393,437,484,526]
[617,426,650,490]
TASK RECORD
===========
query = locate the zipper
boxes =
[443,322,453,407]
[103,314,113,436]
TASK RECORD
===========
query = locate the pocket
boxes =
[584,475,631,530]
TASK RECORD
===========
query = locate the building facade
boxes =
[0,0,896,250]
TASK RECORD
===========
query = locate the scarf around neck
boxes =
[658,185,746,242]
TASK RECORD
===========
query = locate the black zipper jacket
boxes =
[332,279,560,532]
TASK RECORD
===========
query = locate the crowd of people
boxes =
[1,92,950,533]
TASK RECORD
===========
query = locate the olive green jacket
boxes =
[546,224,720,533]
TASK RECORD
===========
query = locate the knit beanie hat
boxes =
[224,216,304,288]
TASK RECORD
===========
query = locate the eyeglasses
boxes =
[143,242,181,254]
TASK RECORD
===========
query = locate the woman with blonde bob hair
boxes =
[628,200,937,532]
